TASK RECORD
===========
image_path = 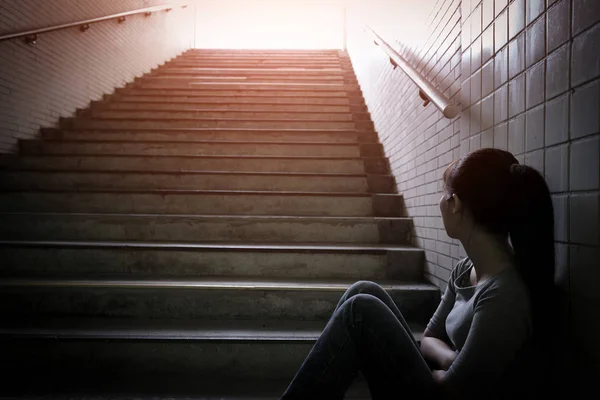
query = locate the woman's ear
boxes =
[451,194,463,214]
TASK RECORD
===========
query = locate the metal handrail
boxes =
[0,4,189,43]
[364,25,458,119]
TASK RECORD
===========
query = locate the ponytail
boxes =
[508,164,556,349]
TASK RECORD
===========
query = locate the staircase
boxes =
[0,49,439,398]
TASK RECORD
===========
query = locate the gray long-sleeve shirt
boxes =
[426,257,533,398]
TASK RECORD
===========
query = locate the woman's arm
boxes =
[422,260,468,368]
[420,332,458,370]
[437,283,531,397]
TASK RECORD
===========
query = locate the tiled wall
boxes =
[347,0,599,389]
[463,0,599,388]
[0,0,194,153]
[346,0,463,291]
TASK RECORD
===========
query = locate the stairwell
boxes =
[0,49,440,398]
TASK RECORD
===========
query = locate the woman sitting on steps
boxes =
[281,148,557,400]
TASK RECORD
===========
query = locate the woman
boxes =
[281,148,556,399]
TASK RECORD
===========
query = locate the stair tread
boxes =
[82,117,356,122]
[2,153,378,160]
[176,81,345,86]
[27,139,366,146]
[0,169,380,178]
[0,276,437,291]
[53,127,363,133]
[119,92,353,99]
[0,317,425,341]
[0,238,420,252]
[0,212,407,221]
[0,188,384,197]
[159,66,342,71]
[94,107,354,114]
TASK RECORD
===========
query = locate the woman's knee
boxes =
[337,281,387,312]
[350,293,385,310]
[346,294,410,336]
[347,280,383,297]
[345,293,394,325]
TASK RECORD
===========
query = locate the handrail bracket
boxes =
[364,25,458,119]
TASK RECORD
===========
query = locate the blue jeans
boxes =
[281,280,440,399]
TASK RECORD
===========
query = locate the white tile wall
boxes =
[0,0,194,152]
[347,0,600,387]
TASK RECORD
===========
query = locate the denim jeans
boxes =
[280,280,440,400]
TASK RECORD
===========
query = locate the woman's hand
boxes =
[442,348,458,370]
[432,369,447,383]
[420,335,459,370]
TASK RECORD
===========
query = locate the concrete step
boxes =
[138,81,359,91]
[61,118,369,131]
[0,240,422,280]
[169,58,344,64]
[180,54,342,59]
[89,109,359,121]
[41,128,376,143]
[0,212,411,245]
[0,155,390,174]
[172,58,351,66]
[0,191,403,216]
[0,170,395,193]
[96,101,364,113]
[0,278,439,322]
[168,61,343,68]
[116,87,360,99]
[165,66,346,74]
[174,55,349,62]
[148,74,350,83]
[0,318,419,396]
[116,90,357,104]
[188,49,341,55]
[20,140,382,157]
[126,82,360,93]
[1,375,370,399]
[0,314,419,343]
[157,67,349,77]
[141,78,357,88]
[187,49,341,54]
[179,55,342,60]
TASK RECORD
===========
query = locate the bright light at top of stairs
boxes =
[194,0,345,49]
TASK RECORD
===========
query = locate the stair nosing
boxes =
[28,139,366,147]
[0,318,425,342]
[107,100,357,107]
[0,212,409,221]
[79,117,360,123]
[136,87,354,93]
[119,90,353,98]
[120,94,354,100]
[2,154,380,161]
[53,127,367,133]
[160,67,345,71]
[0,277,437,291]
[0,168,387,178]
[0,239,421,253]
[0,188,381,197]
[94,107,356,115]
[155,81,345,86]
[164,66,345,69]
